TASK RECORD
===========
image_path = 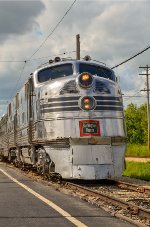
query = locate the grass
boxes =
[125,143,149,157]
[123,161,150,181]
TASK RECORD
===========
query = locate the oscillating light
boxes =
[78,72,93,88]
[80,96,96,111]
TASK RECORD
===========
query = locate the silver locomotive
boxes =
[0,57,127,179]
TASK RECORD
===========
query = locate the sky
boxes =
[0,0,150,116]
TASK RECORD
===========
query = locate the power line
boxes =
[0,50,76,63]
[22,50,77,76]
[9,61,27,100]
[139,65,150,154]
[30,50,76,61]
[112,45,150,69]
[29,0,77,60]
[123,90,143,102]
[1,49,76,103]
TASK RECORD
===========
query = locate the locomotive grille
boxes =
[41,96,123,113]
[60,80,79,95]
[95,80,110,94]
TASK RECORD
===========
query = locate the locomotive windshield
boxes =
[37,63,73,83]
[79,63,116,81]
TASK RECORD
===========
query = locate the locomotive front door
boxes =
[72,145,113,165]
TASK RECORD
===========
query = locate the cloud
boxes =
[0,0,150,116]
[0,1,45,42]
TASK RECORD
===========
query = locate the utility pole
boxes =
[76,34,80,60]
[139,65,150,156]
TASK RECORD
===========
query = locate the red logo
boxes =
[79,120,100,137]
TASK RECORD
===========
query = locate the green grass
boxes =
[123,161,150,181]
[125,144,149,157]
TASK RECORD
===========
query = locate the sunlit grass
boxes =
[123,161,150,181]
[125,144,149,157]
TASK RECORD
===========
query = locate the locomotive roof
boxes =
[36,58,113,73]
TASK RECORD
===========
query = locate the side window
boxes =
[37,64,73,83]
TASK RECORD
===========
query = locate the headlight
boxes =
[79,96,96,111]
[78,72,93,88]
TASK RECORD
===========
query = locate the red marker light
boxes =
[80,96,96,111]
[84,98,90,103]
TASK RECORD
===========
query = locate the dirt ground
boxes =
[125,157,150,162]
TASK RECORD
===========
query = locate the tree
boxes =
[125,103,147,144]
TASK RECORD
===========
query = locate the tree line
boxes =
[125,103,147,144]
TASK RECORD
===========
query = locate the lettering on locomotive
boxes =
[79,120,100,137]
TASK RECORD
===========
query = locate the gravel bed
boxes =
[64,183,150,227]
[87,185,150,211]
[2,163,150,226]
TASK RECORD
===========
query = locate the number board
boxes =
[79,120,100,137]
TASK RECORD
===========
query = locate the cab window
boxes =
[37,64,73,83]
[79,63,116,81]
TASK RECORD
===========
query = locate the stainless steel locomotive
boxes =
[0,57,127,179]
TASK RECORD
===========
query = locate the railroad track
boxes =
[64,179,150,195]
[2,162,150,226]
[63,180,150,226]
[114,180,150,195]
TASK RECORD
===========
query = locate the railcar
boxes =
[0,56,127,179]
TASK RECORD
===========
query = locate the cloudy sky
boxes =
[0,0,150,116]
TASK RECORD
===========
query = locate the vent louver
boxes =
[60,80,79,95]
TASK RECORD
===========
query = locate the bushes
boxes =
[125,103,147,144]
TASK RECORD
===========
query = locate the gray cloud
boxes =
[0,1,45,42]
[0,0,150,116]
[0,70,20,100]
[41,1,150,66]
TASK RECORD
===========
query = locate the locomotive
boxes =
[0,56,127,179]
